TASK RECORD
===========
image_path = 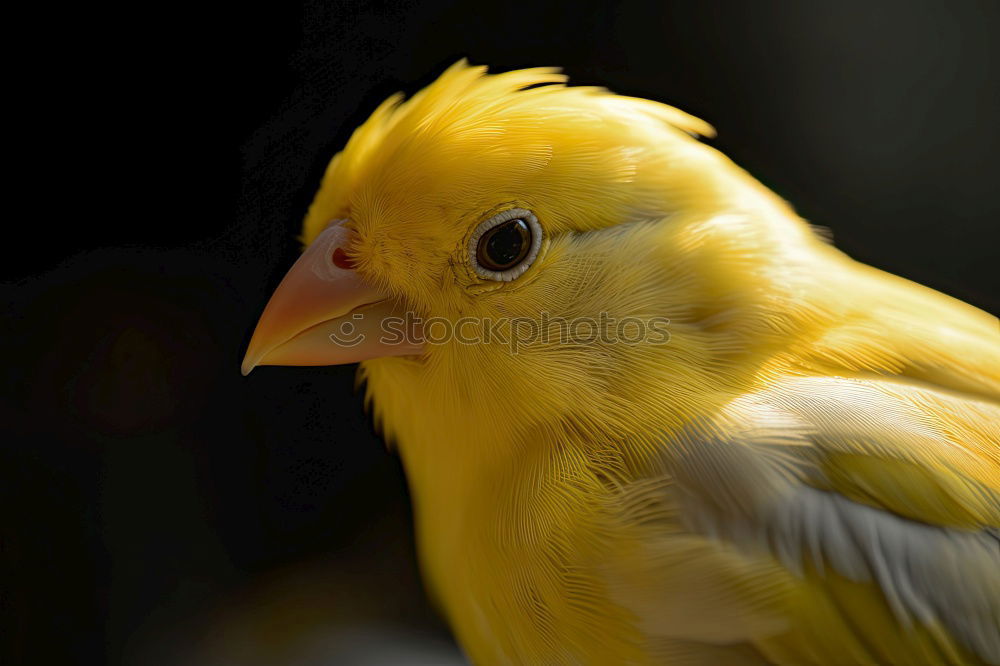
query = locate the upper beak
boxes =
[241,221,423,375]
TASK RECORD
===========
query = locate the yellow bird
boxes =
[243,61,1000,665]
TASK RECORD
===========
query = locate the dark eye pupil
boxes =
[478,219,531,271]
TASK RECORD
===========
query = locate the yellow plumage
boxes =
[252,61,1000,664]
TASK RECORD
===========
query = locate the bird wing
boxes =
[605,376,1000,665]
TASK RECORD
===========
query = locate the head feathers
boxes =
[301,59,716,246]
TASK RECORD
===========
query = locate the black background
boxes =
[5,1,999,664]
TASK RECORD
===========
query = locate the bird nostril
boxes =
[332,246,357,270]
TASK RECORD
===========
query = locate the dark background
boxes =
[5,1,999,664]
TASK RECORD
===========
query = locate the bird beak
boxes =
[241,221,423,375]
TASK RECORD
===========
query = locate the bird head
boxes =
[243,61,804,449]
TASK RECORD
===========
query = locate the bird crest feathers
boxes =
[302,60,714,244]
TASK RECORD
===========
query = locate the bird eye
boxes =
[468,208,542,281]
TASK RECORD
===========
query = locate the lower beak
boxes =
[241,221,423,375]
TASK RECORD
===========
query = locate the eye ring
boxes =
[468,208,542,281]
